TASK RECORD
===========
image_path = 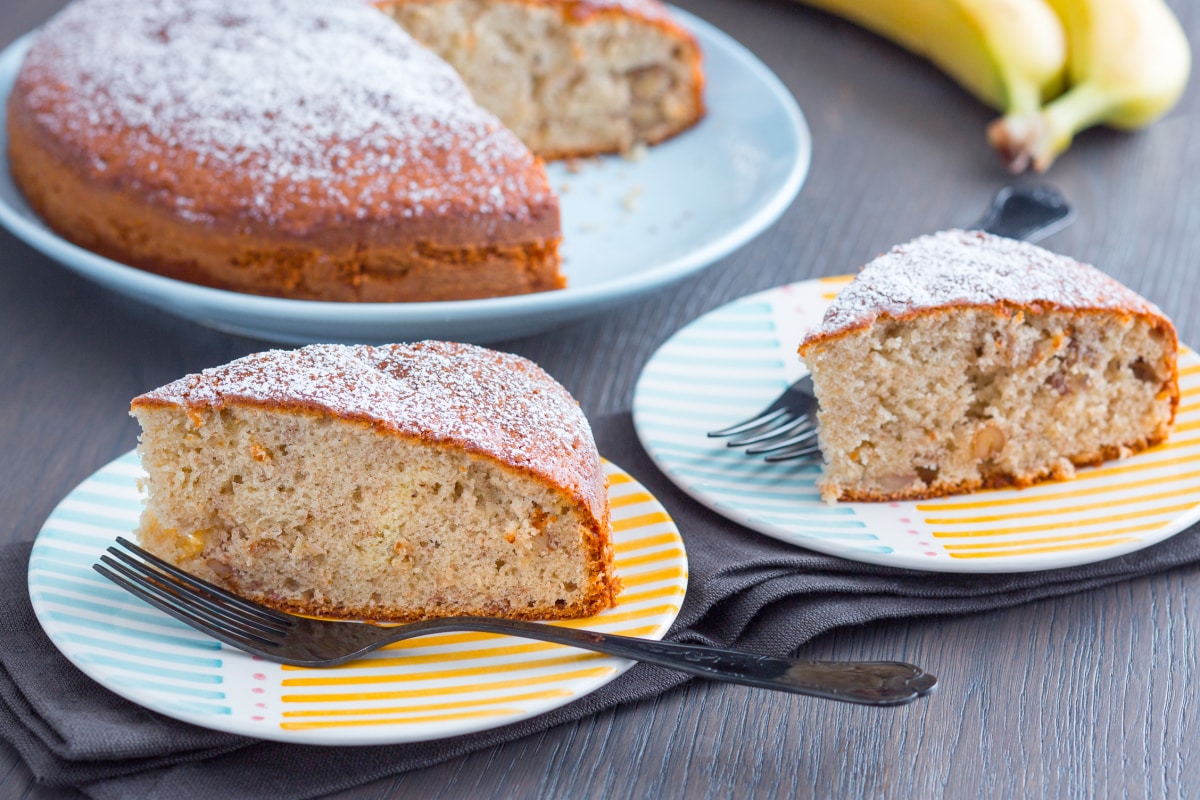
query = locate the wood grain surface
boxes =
[2,0,1198,797]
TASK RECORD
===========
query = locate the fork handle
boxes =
[399,619,935,705]
[561,632,935,705]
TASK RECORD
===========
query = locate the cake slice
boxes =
[798,230,1179,502]
[378,0,706,158]
[130,341,619,621]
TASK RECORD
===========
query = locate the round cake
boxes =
[7,0,563,301]
[130,341,620,622]
[799,230,1180,502]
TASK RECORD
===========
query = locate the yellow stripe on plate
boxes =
[610,491,655,509]
[924,488,1200,525]
[612,512,672,532]
[607,471,633,486]
[283,667,618,703]
[619,565,686,588]
[1182,385,1200,399]
[281,708,520,730]
[284,650,602,681]
[918,469,1200,513]
[930,503,1198,538]
[613,531,679,554]
[939,521,1166,549]
[554,604,681,628]
[282,689,573,718]
[947,537,1142,559]
[616,585,687,606]
[1177,419,1200,434]
[1180,363,1200,378]
[616,547,686,570]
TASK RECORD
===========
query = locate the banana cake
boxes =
[130,341,619,622]
[798,230,1179,502]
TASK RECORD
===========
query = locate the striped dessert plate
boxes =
[28,455,687,745]
[632,277,1200,573]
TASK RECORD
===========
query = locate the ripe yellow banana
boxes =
[988,0,1192,172]
[794,0,1068,115]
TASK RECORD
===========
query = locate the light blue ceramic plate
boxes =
[0,8,810,344]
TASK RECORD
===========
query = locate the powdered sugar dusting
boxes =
[17,0,551,233]
[135,342,604,516]
[804,230,1167,342]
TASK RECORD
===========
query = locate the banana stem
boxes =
[988,81,1118,172]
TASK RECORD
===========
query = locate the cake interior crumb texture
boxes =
[135,405,613,621]
[802,306,1177,502]
[383,0,705,158]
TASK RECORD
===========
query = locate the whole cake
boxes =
[7,0,704,301]
[798,230,1179,502]
[380,0,705,158]
[7,0,561,302]
[130,341,620,622]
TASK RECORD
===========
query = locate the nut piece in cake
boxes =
[129,341,619,622]
[798,230,1179,502]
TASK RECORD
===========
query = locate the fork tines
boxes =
[94,536,292,651]
[706,375,821,462]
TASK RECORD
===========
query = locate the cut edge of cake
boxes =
[798,230,1180,503]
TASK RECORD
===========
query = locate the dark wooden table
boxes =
[3,0,1199,796]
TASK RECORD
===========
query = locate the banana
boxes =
[794,0,1068,115]
[988,0,1192,172]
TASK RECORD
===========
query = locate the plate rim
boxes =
[632,277,1200,574]
[27,450,688,745]
[0,7,812,343]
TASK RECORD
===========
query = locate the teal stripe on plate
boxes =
[716,301,773,315]
[669,335,781,350]
[50,506,139,525]
[669,465,817,487]
[645,440,823,467]
[649,354,786,370]
[690,483,823,501]
[106,676,229,705]
[40,608,219,647]
[63,488,143,507]
[713,499,856,514]
[673,318,775,333]
[748,526,877,541]
[159,699,233,717]
[31,543,106,563]
[81,470,142,487]
[59,633,224,667]
[73,653,224,684]
[634,385,790,404]
[747,515,867,529]
[38,526,122,547]
[32,575,135,602]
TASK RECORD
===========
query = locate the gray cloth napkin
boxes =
[3,412,1200,799]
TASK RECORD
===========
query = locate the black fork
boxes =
[94,537,937,705]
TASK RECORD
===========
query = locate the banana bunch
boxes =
[796,0,1191,172]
